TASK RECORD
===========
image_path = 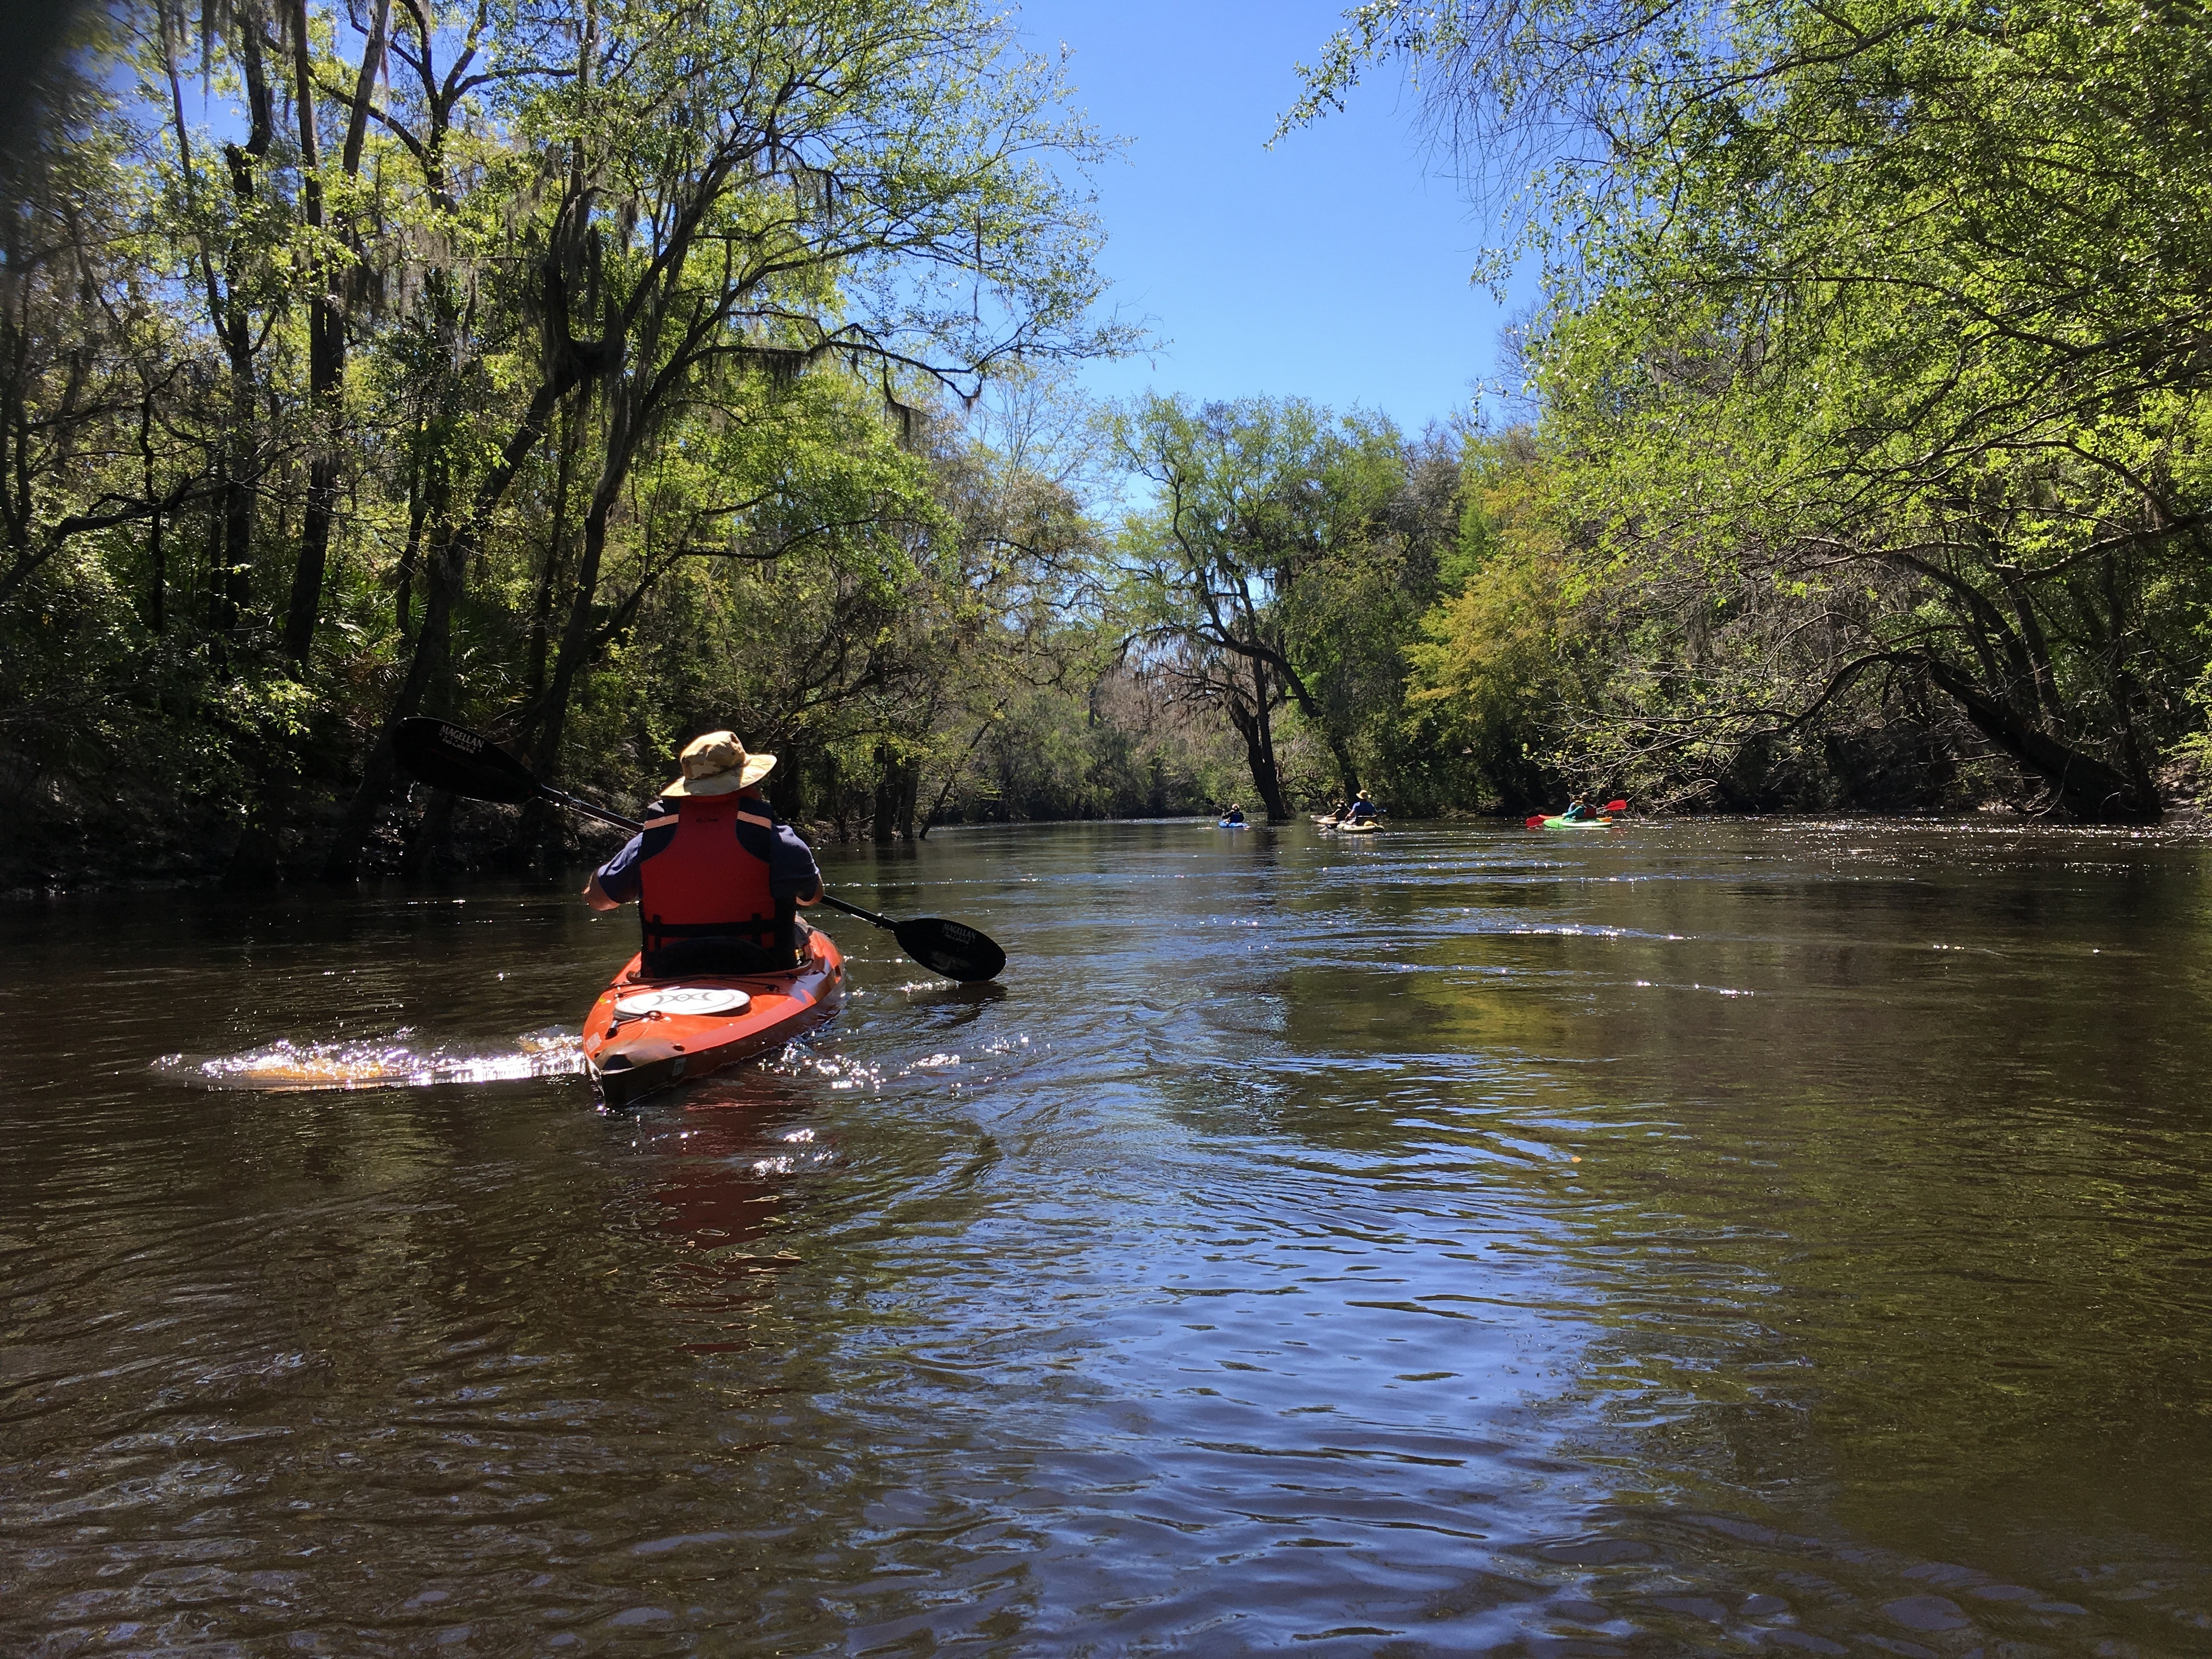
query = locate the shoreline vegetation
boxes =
[17,798,2203,904]
[4,0,2208,894]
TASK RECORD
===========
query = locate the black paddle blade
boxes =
[893,917,1006,983]
[393,718,539,805]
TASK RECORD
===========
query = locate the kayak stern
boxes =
[581,927,846,1108]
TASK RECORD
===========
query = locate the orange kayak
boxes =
[580,926,847,1108]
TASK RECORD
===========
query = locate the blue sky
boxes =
[1013,0,1537,433]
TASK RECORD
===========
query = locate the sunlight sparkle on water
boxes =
[152,1025,584,1092]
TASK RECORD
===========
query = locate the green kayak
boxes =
[1540,815,1613,830]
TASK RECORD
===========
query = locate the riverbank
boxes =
[8,788,2206,900]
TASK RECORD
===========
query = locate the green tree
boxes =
[1291,0,2212,819]
[0,1,1138,887]
[315,0,1125,872]
[1407,429,1585,812]
[1113,394,1408,820]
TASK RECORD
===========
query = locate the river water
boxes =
[2,818,2208,1656]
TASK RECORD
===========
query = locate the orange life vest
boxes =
[635,794,785,955]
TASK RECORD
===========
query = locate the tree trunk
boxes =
[1225,659,1291,823]
[147,509,163,632]
[323,528,464,877]
[1922,657,2158,821]
[1324,736,1360,805]
[211,436,253,636]
[208,12,273,641]
[140,400,164,632]
[872,744,896,843]
[280,0,332,667]
[394,437,430,639]
[1246,637,1358,802]
[280,0,387,669]
[872,743,917,842]
[526,302,650,775]
[1225,700,1290,822]
[208,315,259,638]
[509,404,588,872]
[776,753,812,827]
[1246,657,1291,821]
[510,459,611,872]
[526,469,616,784]
[323,369,582,878]
[525,393,580,703]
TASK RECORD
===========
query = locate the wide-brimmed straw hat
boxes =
[662,729,776,797]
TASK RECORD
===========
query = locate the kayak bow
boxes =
[581,927,846,1108]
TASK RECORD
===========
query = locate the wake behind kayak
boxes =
[154,1027,585,1092]
[154,933,849,1109]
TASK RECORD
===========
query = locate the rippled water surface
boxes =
[4,818,2210,1656]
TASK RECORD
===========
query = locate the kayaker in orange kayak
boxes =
[583,730,825,977]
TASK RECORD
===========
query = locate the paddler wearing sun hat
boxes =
[582,729,825,977]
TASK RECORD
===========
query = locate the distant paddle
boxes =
[392,718,1007,981]
[1525,798,1630,829]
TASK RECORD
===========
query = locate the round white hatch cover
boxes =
[616,987,752,1018]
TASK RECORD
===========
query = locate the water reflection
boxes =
[2,821,2209,1652]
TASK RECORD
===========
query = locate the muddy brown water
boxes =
[2,818,2208,1655]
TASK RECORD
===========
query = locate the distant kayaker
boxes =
[1348,791,1378,822]
[583,730,825,975]
[1559,796,1597,822]
[1223,803,1247,825]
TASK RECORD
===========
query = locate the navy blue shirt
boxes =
[594,793,822,906]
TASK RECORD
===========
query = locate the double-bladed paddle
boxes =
[393,718,1007,982]
[1524,798,1629,829]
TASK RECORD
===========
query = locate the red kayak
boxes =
[580,927,846,1108]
